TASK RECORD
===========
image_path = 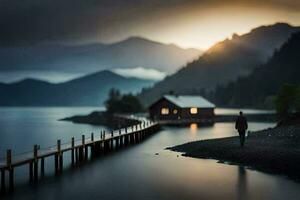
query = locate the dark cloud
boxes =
[0,0,299,46]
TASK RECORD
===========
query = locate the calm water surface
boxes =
[0,107,299,200]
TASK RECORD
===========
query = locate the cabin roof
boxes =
[162,95,215,108]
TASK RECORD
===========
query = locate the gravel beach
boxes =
[169,125,300,181]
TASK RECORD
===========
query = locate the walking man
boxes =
[235,111,248,147]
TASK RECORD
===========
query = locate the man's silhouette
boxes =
[235,111,248,147]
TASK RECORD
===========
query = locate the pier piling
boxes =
[6,149,14,192]
[1,169,5,193]
[0,120,159,193]
[41,158,45,177]
[33,145,38,183]
[29,162,33,183]
[71,137,75,166]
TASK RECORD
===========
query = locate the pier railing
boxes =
[0,119,160,193]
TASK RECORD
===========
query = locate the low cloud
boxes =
[113,67,166,81]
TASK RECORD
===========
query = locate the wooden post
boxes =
[120,136,123,147]
[82,135,88,161]
[55,140,61,175]
[78,136,84,162]
[82,135,85,146]
[41,158,45,177]
[91,132,94,141]
[6,149,14,191]
[71,137,75,166]
[130,134,134,144]
[57,139,61,153]
[125,135,128,146]
[33,145,38,183]
[78,148,83,162]
[137,132,140,143]
[54,154,59,175]
[6,149,11,167]
[91,132,94,157]
[116,137,119,149]
[59,152,63,173]
[1,169,5,193]
[75,148,79,163]
[104,140,109,153]
[29,162,33,183]
[8,168,14,192]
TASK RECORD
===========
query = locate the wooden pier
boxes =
[0,120,160,193]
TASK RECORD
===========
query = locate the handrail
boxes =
[0,119,157,169]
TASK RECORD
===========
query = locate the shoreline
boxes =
[168,124,300,182]
[60,111,140,128]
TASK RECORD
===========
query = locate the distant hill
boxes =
[0,37,202,79]
[138,23,300,106]
[212,31,300,108]
[0,70,154,106]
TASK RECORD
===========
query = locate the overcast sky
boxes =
[1,0,300,49]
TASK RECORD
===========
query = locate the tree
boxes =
[294,87,300,112]
[105,88,122,114]
[275,84,300,117]
[105,88,144,114]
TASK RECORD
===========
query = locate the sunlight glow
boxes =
[139,6,300,49]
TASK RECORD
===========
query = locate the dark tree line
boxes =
[105,88,144,114]
[212,31,300,109]
[276,84,300,117]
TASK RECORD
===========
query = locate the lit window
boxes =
[161,108,169,115]
[173,109,178,114]
[190,107,198,114]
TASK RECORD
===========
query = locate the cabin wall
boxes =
[149,99,180,121]
[149,99,215,121]
[180,108,214,119]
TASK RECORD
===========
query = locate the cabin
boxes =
[149,95,215,123]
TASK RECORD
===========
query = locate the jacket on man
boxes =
[235,116,248,132]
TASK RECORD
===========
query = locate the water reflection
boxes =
[237,166,248,200]
[190,123,198,133]
[1,108,299,200]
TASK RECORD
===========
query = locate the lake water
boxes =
[0,107,299,200]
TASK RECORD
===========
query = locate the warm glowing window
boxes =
[173,109,178,114]
[190,107,198,114]
[161,108,169,115]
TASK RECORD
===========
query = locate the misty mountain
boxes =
[213,31,300,108]
[138,23,300,105]
[0,37,201,80]
[0,70,154,106]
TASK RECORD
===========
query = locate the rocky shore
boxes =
[60,111,140,129]
[169,124,300,182]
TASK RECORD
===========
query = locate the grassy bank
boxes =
[169,125,300,182]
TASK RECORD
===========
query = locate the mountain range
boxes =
[138,23,300,106]
[0,70,154,106]
[212,31,300,108]
[0,37,201,82]
[1,22,299,107]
